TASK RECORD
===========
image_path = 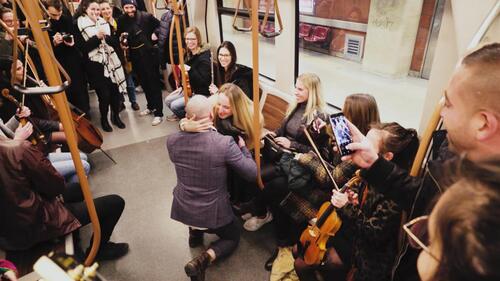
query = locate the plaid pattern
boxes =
[77,15,127,94]
[298,151,357,190]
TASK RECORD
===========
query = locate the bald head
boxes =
[185,95,212,120]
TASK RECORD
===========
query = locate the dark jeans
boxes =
[64,184,125,249]
[189,219,240,260]
[254,162,301,246]
[94,78,122,119]
[131,48,163,117]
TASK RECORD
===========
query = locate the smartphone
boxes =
[329,113,353,156]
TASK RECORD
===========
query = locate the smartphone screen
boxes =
[329,113,353,156]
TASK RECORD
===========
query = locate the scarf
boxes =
[77,15,126,94]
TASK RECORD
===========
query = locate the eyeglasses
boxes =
[218,53,231,58]
[403,216,439,261]
[185,38,197,41]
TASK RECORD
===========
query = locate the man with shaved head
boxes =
[166,95,257,281]
[335,43,500,281]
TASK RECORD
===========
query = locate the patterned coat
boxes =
[339,181,401,281]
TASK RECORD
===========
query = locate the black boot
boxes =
[188,228,203,248]
[101,117,113,132]
[111,111,126,129]
[184,252,211,281]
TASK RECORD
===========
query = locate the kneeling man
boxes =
[167,95,257,281]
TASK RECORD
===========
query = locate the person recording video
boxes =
[46,0,90,118]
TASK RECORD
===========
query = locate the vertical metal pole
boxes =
[22,0,101,265]
[251,0,264,188]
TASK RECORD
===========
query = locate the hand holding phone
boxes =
[338,119,380,169]
[329,113,353,156]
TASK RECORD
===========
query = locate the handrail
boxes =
[21,0,102,266]
[409,1,500,177]
[260,0,283,38]
[232,0,252,32]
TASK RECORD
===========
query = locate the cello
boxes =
[41,94,103,154]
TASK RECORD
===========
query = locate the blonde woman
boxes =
[180,83,262,149]
[241,73,328,236]
[215,83,262,148]
[272,72,326,152]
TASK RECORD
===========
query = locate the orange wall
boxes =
[410,0,436,72]
[313,0,371,24]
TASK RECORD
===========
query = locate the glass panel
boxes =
[220,14,276,79]
[222,0,273,12]
[297,0,430,129]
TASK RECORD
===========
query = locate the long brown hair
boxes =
[217,83,262,148]
[431,158,500,281]
[343,93,380,135]
[216,41,237,85]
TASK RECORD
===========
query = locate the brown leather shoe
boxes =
[184,252,211,281]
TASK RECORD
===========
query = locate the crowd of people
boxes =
[1,0,500,281]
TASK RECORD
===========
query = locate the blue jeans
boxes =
[164,89,186,118]
[126,75,137,103]
[49,152,91,184]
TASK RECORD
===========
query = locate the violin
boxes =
[299,173,362,265]
[184,69,193,97]
[1,88,47,146]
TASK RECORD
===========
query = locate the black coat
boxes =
[117,11,160,51]
[360,137,454,281]
[73,20,121,90]
[158,9,184,65]
[215,63,253,99]
[186,48,211,96]
[49,14,89,112]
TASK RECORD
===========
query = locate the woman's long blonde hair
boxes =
[286,73,326,124]
[218,83,263,148]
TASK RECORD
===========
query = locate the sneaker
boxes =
[139,108,154,116]
[135,86,144,93]
[131,102,140,111]
[243,212,273,231]
[241,213,253,221]
[166,114,179,122]
[152,116,163,126]
[94,242,129,261]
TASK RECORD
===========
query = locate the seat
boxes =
[303,26,330,43]
[261,21,275,34]
[260,88,292,132]
[298,23,312,39]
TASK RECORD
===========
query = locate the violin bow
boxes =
[303,127,341,191]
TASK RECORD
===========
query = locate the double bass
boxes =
[41,94,103,154]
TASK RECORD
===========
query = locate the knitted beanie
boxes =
[121,0,137,7]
